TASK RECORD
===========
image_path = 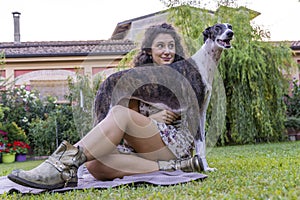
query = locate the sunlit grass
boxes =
[1,141,299,199]
[0,160,44,177]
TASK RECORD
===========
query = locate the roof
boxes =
[110,10,165,40]
[0,40,136,58]
[1,39,298,59]
[110,5,259,40]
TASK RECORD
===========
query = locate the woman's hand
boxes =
[149,110,179,124]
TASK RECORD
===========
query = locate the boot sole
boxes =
[7,174,77,190]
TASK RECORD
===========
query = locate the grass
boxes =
[0,160,44,177]
[1,141,299,199]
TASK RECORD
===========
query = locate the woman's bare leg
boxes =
[76,105,175,162]
[7,105,193,190]
[85,154,162,180]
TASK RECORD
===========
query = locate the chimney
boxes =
[12,12,21,44]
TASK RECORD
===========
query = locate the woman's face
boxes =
[150,33,176,65]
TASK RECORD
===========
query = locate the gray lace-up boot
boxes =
[8,140,87,190]
[158,155,204,172]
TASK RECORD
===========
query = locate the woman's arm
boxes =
[129,99,179,125]
[149,110,179,125]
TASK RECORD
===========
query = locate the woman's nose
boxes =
[163,47,171,54]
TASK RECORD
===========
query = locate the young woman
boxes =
[8,23,202,190]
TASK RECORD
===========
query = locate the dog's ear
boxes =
[203,26,211,43]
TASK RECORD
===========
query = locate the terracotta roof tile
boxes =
[1,39,298,57]
[0,40,136,57]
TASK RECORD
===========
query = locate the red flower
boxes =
[0,141,30,154]
[13,141,30,154]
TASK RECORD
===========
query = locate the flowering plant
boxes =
[13,141,30,154]
[0,140,17,154]
[0,129,8,141]
[0,130,9,153]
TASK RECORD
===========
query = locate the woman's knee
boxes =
[109,105,129,116]
[111,105,127,111]
[107,105,131,128]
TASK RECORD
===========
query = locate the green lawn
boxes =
[1,141,299,199]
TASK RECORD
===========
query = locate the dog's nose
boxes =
[227,31,234,37]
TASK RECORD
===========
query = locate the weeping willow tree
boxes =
[160,0,296,144]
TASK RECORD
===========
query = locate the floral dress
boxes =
[117,102,194,159]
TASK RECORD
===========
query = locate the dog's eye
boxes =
[214,25,222,33]
[215,25,221,31]
[227,24,232,30]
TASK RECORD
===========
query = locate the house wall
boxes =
[2,54,124,102]
[292,49,300,82]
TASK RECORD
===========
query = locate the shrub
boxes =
[67,72,94,137]
[28,103,80,156]
[0,85,44,134]
[0,122,28,144]
[284,80,300,134]
[285,80,300,118]
[284,117,300,133]
[28,117,56,155]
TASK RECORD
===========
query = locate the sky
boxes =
[0,0,299,42]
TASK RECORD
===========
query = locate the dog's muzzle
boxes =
[217,30,234,49]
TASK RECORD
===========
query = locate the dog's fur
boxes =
[94,23,233,171]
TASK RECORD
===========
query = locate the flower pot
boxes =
[16,153,27,162]
[2,153,16,163]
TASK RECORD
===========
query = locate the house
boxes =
[1,8,299,102]
[0,39,135,102]
[291,41,300,81]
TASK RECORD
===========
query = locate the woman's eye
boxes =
[157,44,164,49]
[168,44,175,49]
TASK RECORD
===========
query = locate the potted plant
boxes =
[0,129,9,163]
[13,140,30,162]
[1,139,17,163]
[0,122,30,162]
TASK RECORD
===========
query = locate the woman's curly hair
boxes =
[133,23,186,67]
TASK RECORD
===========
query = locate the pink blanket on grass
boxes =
[0,168,207,194]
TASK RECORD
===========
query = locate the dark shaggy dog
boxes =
[94,23,234,171]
